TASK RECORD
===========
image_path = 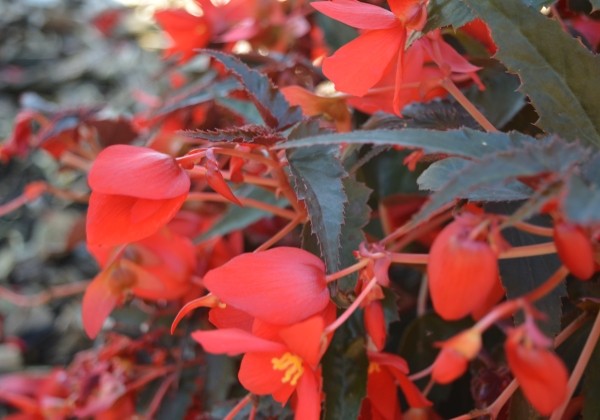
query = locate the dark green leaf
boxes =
[278,128,535,159]
[203,50,303,130]
[287,144,347,273]
[417,157,532,201]
[413,139,587,224]
[494,211,564,335]
[322,314,368,420]
[465,64,526,128]
[424,0,474,32]
[336,177,372,292]
[215,97,264,125]
[582,338,600,419]
[461,0,600,146]
[195,185,289,242]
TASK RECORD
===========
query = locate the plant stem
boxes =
[324,277,378,335]
[441,78,498,133]
[499,242,556,259]
[0,280,90,307]
[325,259,370,283]
[224,393,253,420]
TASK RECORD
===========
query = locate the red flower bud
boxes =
[504,328,568,415]
[432,329,481,384]
[428,217,499,320]
[553,221,595,280]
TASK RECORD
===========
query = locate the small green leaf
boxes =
[461,0,600,146]
[278,128,535,159]
[195,185,289,242]
[322,314,368,420]
[203,50,303,130]
[413,139,587,224]
[424,0,474,33]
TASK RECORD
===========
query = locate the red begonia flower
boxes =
[192,316,327,420]
[312,0,427,102]
[427,216,500,320]
[84,228,197,338]
[504,327,568,415]
[154,9,211,63]
[202,247,330,325]
[553,220,596,280]
[87,145,190,247]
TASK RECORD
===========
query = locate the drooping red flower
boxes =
[86,145,190,247]
[504,327,569,416]
[361,351,431,420]
[192,315,328,420]
[83,227,197,338]
[431,329,482,384]
[202,247,330,325]
[553,220,596,280]
[427,216,500,320]
[312,0,428,110]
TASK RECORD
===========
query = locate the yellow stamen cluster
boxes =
[271,352,304,386]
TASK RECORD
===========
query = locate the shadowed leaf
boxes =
[462,0,600,146]
[278,128,535,159]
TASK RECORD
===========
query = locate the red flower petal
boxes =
[294,369,322,420]
[278,316,325,368]
[89,145,190,199]
[191,329,285,356]
[505,331,568,415]
[203,247,330,325]
[366,364,400,420]
[364,301,386,351]
[82,269,121,339]
[86,192,187,246]
[238,352,296,402]
[388,0,427,29]
[311,0,399,30]
[209,305,254,331]
[427,218,499,320]
[154,9,211,63]
[171,294,219,334]
[322,27,405,97]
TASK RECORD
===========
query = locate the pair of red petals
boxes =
[86,145,190,247]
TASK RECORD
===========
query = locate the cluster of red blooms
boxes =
[1,0,600,418]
